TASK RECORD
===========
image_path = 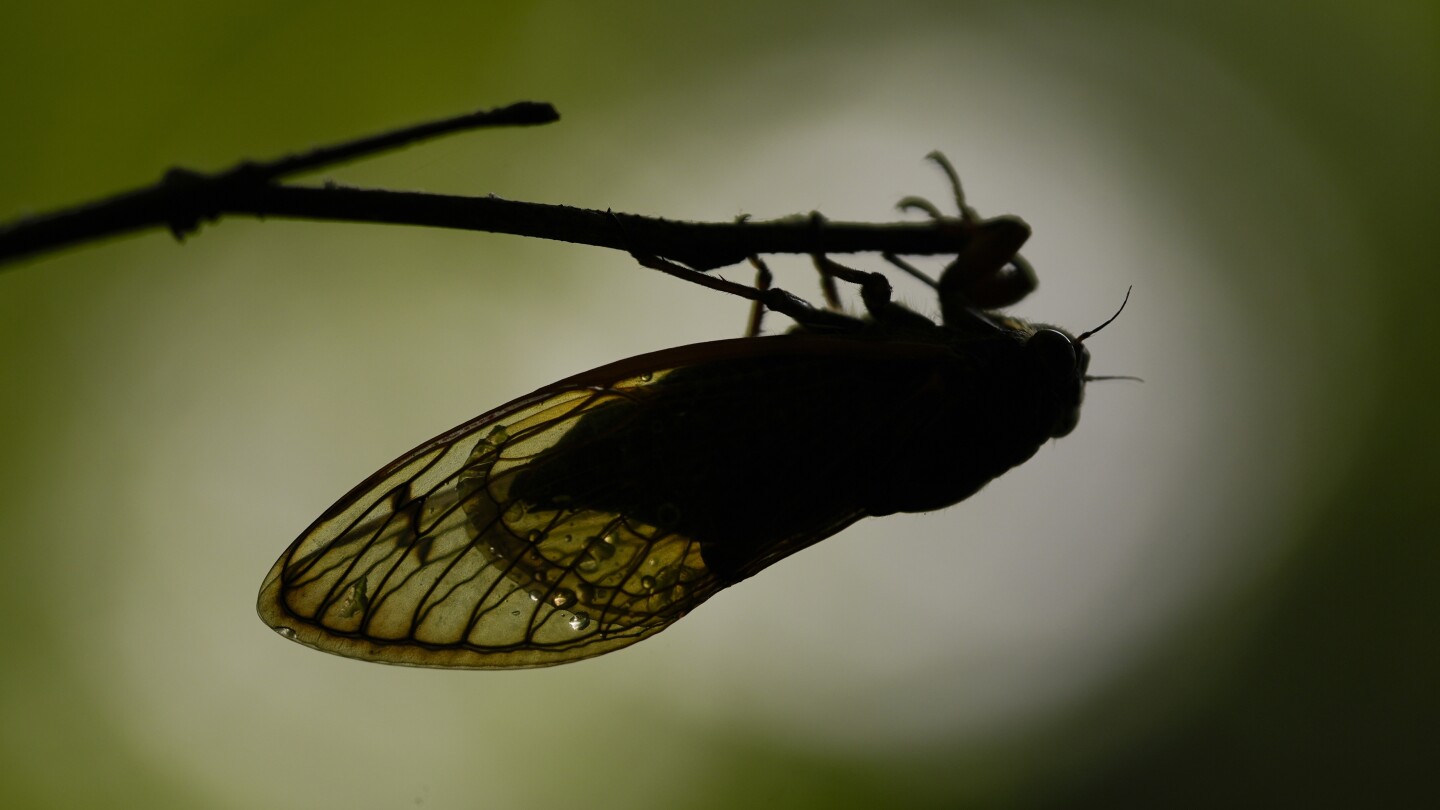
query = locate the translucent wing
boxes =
[258,364,726,669]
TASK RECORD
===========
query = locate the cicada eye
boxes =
[1026,328,1086,438]
[1026,328,1078,375]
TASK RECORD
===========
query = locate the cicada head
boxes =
[1024,287,1133,439]
[1022,326,1088,439]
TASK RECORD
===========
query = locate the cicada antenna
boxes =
[1075,287,1132,344]
[1078,287,1141,382]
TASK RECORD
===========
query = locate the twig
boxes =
[0,102,558,265]
[0,101,1012,272]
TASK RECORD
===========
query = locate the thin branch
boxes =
[232,102,560,183]
[200,184,990,271]
[0,101,1013,272]
[0,102,559,265]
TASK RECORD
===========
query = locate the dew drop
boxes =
[652,566,678,589]
[275,626,297,640]
[474,425,509,459]
[568,612,591,631]
[336,576,369,618]
[578,535,618,572]
[549,588,577,608]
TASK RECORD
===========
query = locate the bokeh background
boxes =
[2,2,1434,808]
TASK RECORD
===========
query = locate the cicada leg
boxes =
[744,255,773,337]
[811,253,941,335]
[805,213,845,312]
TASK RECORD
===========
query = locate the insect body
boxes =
[258,154,1119,668]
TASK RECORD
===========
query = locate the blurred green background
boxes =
[2,1,1434,808]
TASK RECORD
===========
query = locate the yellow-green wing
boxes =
[257,366,724,669]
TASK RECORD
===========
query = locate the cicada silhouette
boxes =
[258,153,1125,669]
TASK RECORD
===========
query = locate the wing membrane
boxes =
[258,369,723,669]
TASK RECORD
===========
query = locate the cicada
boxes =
[257,154,1125,668]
